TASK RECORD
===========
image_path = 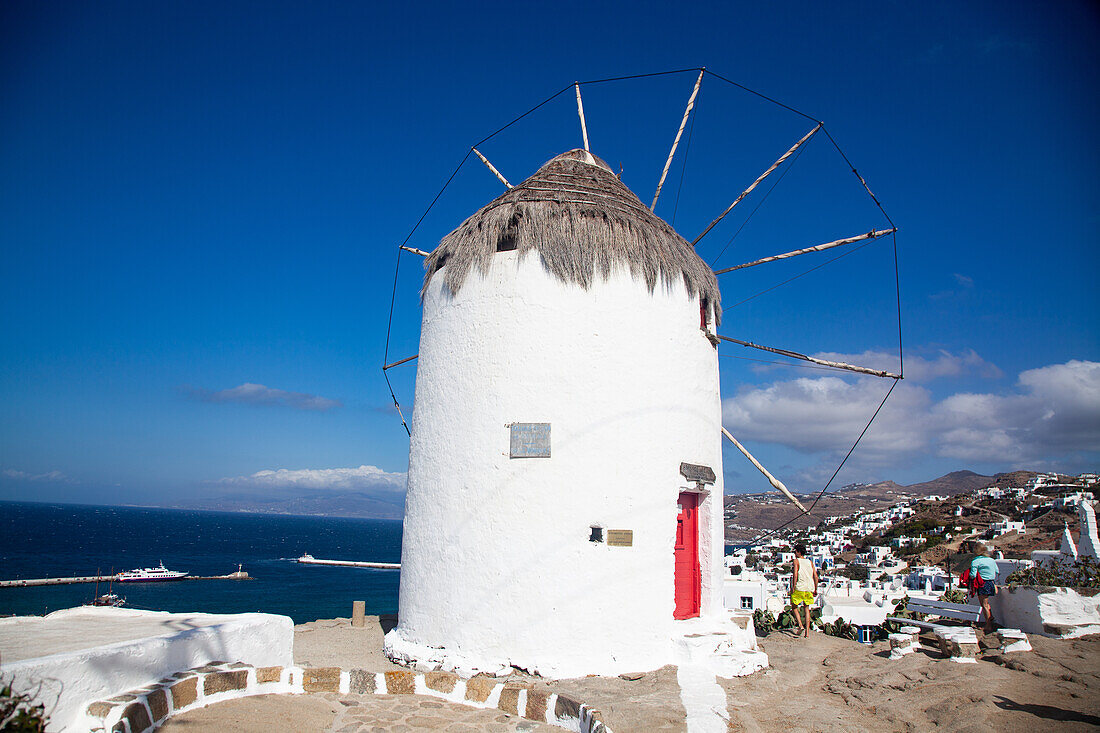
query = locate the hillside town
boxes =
[722,471,1100,634]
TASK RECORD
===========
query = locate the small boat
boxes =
[297,553,315,562]
[89,592,126,607]
[85,568,126,607]
[116,561,188,582]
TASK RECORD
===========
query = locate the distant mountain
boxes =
[891,470,996,497]
[724,468,1037,543]
[172,490,406,520]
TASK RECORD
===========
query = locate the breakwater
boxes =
[0,571,251,587]
[297,557,399,569]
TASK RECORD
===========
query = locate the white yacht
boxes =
[116,561,188,582]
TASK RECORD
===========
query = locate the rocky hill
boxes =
[723,469,1034,544]
[173,490,406,520]
[887,470,1000,496]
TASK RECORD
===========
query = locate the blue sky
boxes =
[2,1,1097,505]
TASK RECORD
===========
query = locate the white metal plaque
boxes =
[509,423,551,458]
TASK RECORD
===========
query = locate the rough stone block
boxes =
[554,695,580,720]
[349,669,375,694]
[425,671,458,694]
[995,629,1032,653]
[525,689,550,721]
[121,701,152,733]
[384,670,416,695]
[889,632,917,655]
[256,666,283,684]
[303,667,342,693]
[465,676,496,703]
[86,700,115,719]
[938,636,978,660]
[203,669,248,695]
[169,677,198,709]
[227,662,251,669]
[111,722,127,733]
[497,685,521,715]
[146,688,169,722]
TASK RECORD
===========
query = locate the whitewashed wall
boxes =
[387,250,727,678]
[2,608,291,733]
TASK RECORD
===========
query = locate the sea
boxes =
[0,501,402,624]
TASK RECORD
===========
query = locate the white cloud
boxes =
[723,376,932,458]
[810,348,1002,382]
[216,465,407,492]
[186,383,341,411]
[2,469,70,482]
[723,359,1100,473]
[952,273,974,288]
[934,360,1100,460]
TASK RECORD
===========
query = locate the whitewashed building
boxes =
[385,150,764,678]
[905,565,949,592]
[991,519,1026,537]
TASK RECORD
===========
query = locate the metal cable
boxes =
[703,69,820,123]
[710,135,811,266]
[670,85,698,227]
[729,378,899,548]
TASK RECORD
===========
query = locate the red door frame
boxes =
[674,491,701,619]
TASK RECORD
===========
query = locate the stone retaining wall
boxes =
[83,662,613,733]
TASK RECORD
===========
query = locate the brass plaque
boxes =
[606,529,633,547]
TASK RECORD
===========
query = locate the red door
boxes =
[674,492,700,619]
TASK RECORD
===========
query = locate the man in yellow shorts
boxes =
[790,544,820,638]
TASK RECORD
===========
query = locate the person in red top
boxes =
[963,540,999,633]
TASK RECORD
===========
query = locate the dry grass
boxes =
[423,149,721,322]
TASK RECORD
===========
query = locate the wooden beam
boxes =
[575,83,590,153]
[651,69,704,211]
[382,354,418,370]
[692,122,822,247]
[472,147,512,189]
[714,228,897,275]
[717,335,902,379]
[722,427,808,513]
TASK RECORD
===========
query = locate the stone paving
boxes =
[326,693,562,732]
[164,692,563,732]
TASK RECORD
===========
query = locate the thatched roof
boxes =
[424,149,721,323]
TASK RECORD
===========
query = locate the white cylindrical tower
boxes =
[385,150,764,678]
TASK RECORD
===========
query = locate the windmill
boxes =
[380,68,902,678]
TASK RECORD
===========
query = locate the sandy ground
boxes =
[160,694,342,732]
[292,614,405,671]
[719,628,1100,733]
[163,617,1100,732]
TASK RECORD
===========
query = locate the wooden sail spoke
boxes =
[472,147,512,189]
[382,354,419,370]
[717,335,902,379]
[399,246,431,257]
[651,69,705,211]
[575,83,590,154]
[691,122,822,247]
[722,427,808,513]
[713,227,897,275]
